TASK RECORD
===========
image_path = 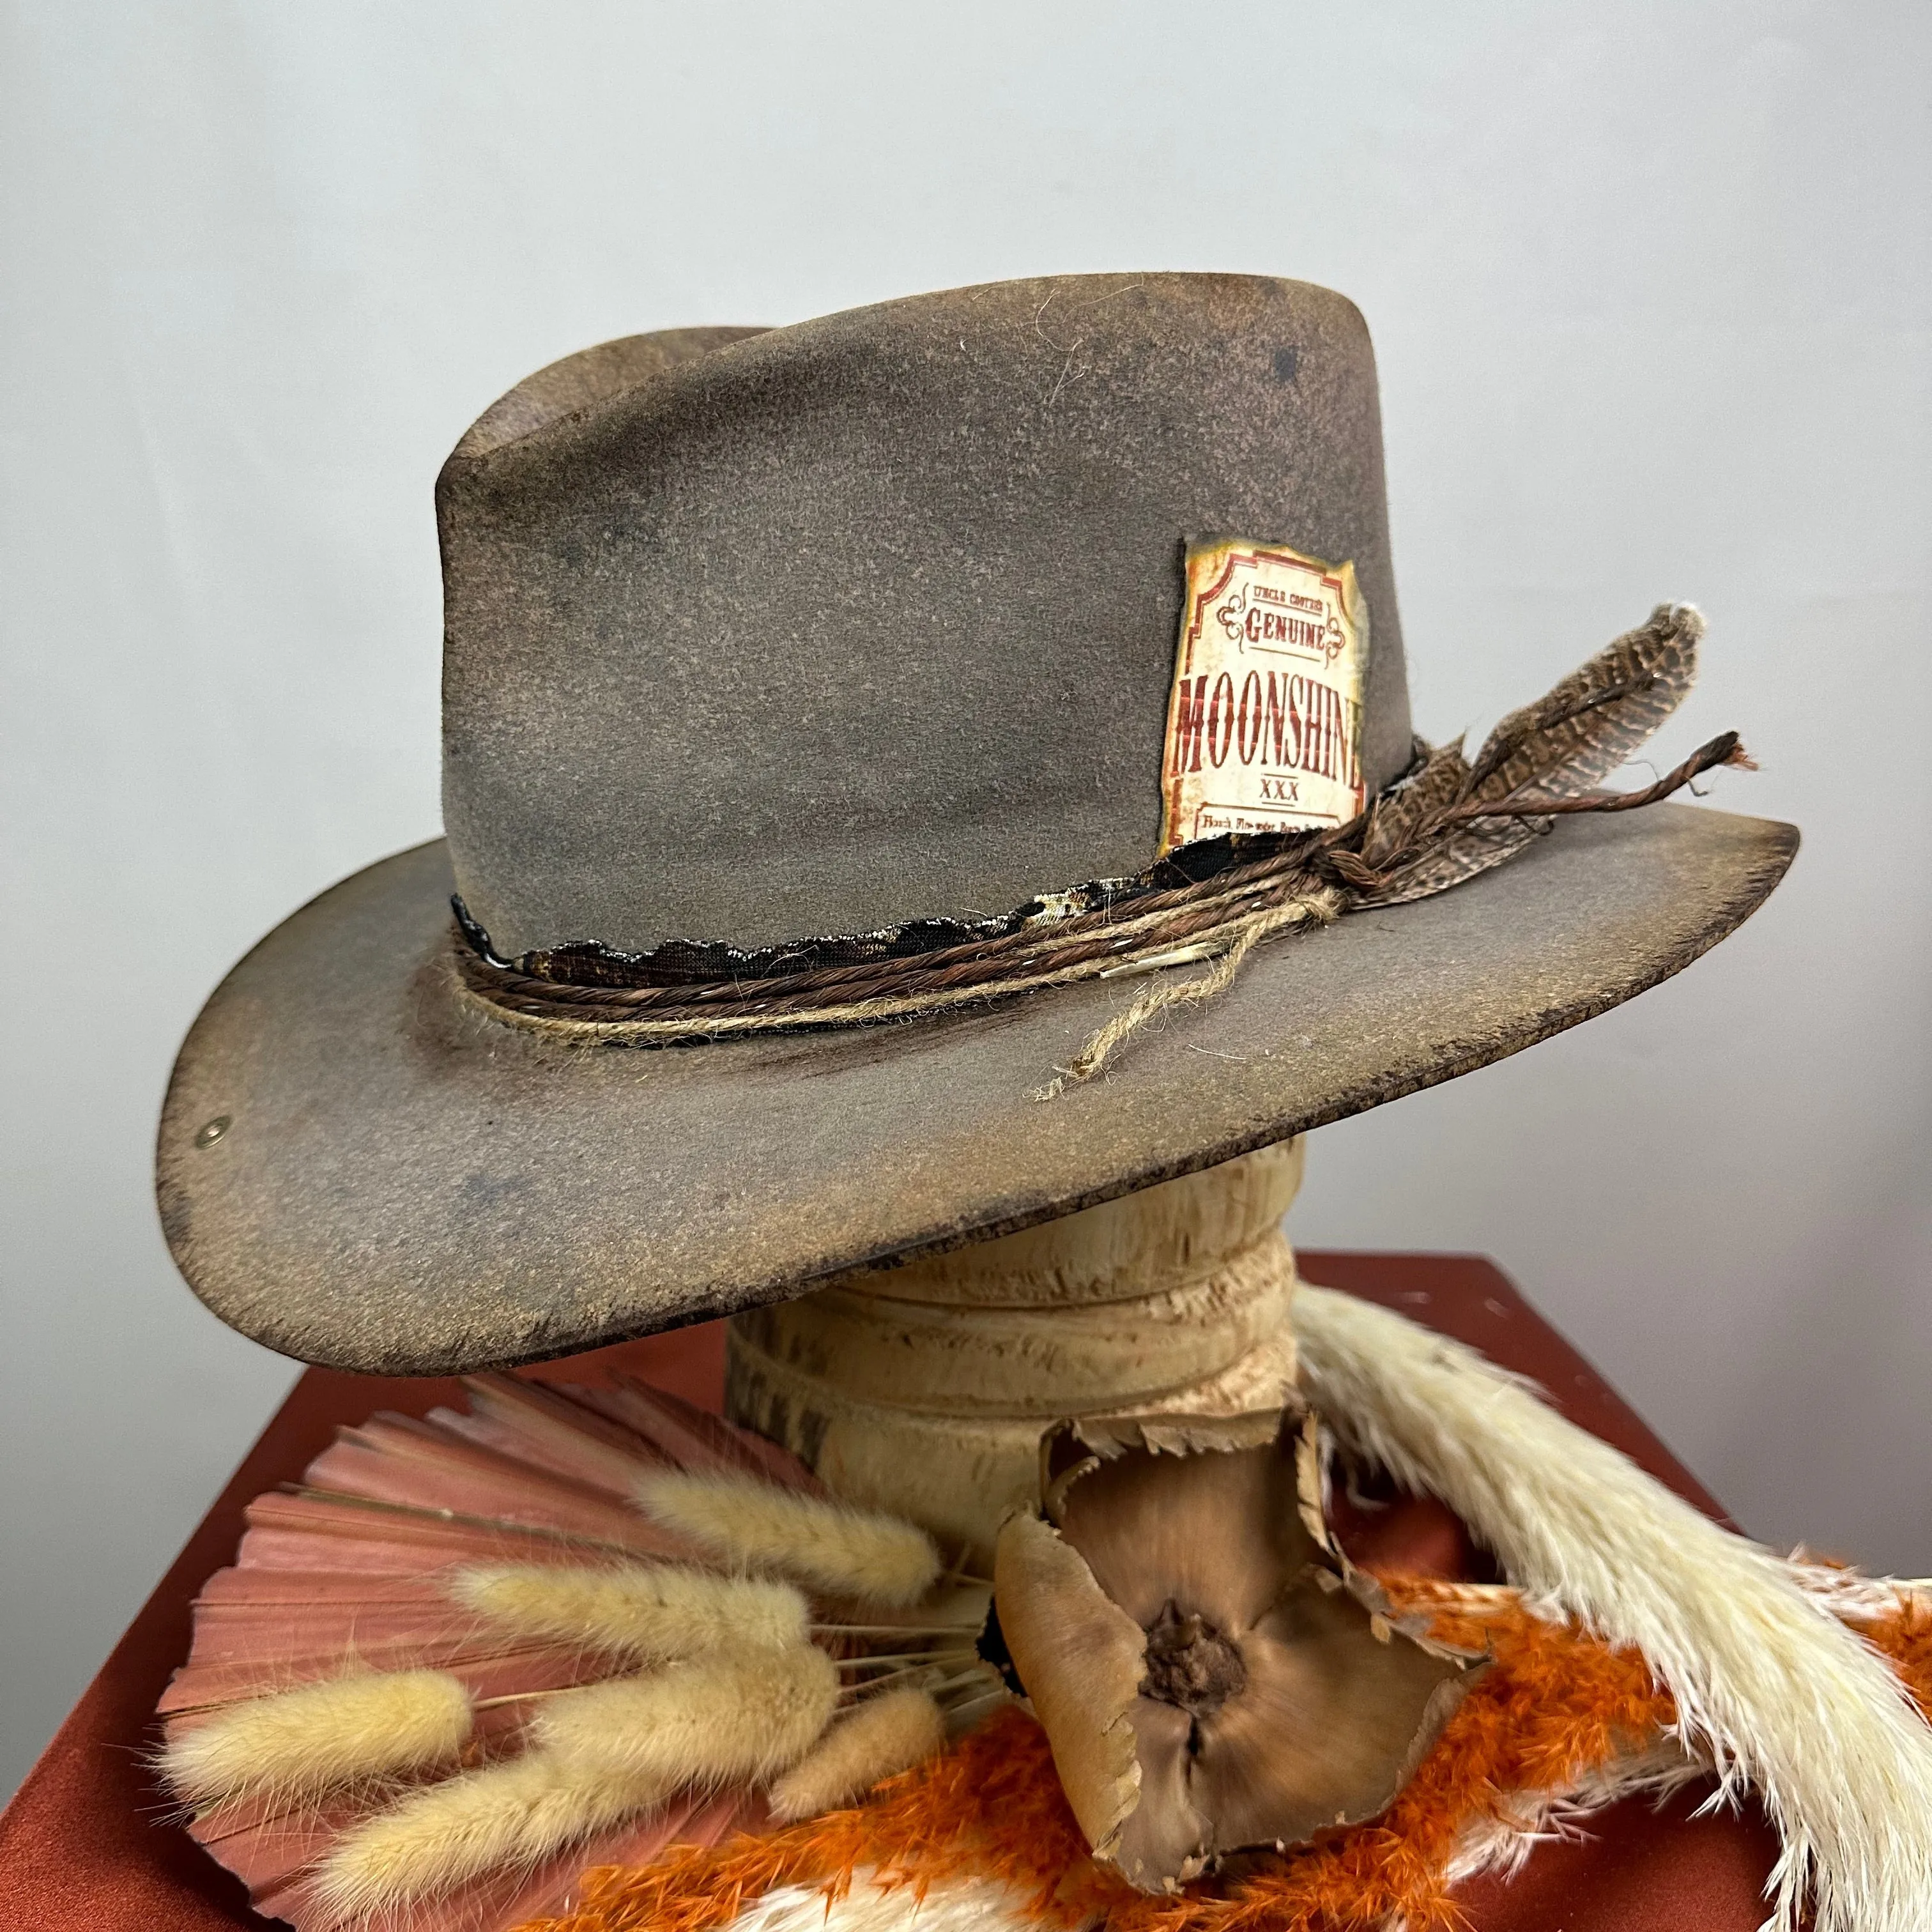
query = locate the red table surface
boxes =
[0,1253,1782,1930]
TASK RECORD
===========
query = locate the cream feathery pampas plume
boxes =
[733,1871,1033,1932]
[533,1643,838,1786]
[1292,1282,1932,1932]
[314,1751,664,1917]
[158,1669,472,1809]
[635,1472,942,1607]
[767,1687,948,1823]
[1441,1740,1708,1890]
[450,1562,808,1660]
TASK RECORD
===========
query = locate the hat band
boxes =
[453,606,1747,1092]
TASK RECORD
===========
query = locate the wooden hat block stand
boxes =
[725,1140,1305,1563]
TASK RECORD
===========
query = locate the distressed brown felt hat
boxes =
[156,273,1797,1374]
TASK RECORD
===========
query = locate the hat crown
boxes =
[438,273,1413,957]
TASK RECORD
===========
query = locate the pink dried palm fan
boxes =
[155,1373,986,1931]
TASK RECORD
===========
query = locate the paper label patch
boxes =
[1158,539,1368,855]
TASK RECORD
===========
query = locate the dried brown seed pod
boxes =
[993,1406,1482,1892]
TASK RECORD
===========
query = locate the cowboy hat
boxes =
[155,273,1795,1374]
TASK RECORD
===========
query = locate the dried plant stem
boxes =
[813,1625,982,1638]
[1444,731,1751,822]
[943,1685,1013,1716]
[473,1686,585,1710]
[838,1662,974,1699]
[914,1669,995,1700]
[836,1650,977,1672]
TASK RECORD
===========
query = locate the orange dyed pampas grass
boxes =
[518,1593,1932,1932]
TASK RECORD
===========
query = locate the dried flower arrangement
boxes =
[155,1294,1932,1932]
[519,1287,1932,1932]
[154,1374,1001,1930]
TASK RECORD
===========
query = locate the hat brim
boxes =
[158,804,1795,1374]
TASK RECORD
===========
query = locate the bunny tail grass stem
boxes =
[158,1669,472,1810]
[836,1650,977,1671]
[314,1752,665,1917]
[633,1473,941,1607]
[943,1687,1013,1719]
[471,1685,585,1710]
[813,1624,984,1637]
[1293,1282,1932,1932]
[919,1667,999,1699]
[767,1689,948,1823]
[838,1661,979,1700]
[837,1664,933,1696]
[533,1644,837,1786]
[449,1562,808,1660]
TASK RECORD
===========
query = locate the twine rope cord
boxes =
[456,864,1338,1022]
[453,890,1344,1047]
[1032,891,1344,1099]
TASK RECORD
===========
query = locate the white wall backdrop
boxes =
[3,0,1928,1797]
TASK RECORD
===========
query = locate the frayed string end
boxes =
[1034,891,1342,1101]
